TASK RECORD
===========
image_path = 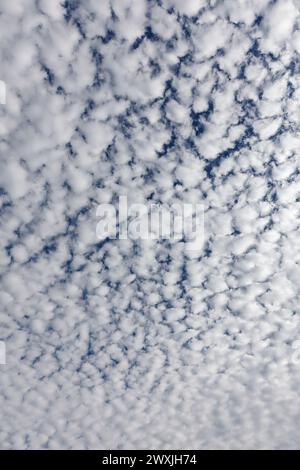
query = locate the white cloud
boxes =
[0,0,300,452]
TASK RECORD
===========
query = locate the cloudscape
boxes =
[1,0,300,450]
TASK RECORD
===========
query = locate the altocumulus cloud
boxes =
[1,0,300,450]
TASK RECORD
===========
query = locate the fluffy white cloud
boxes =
[0,0,300,451]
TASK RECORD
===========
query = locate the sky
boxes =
[1,0,300,450]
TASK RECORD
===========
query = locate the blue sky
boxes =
[0,0,300,449]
